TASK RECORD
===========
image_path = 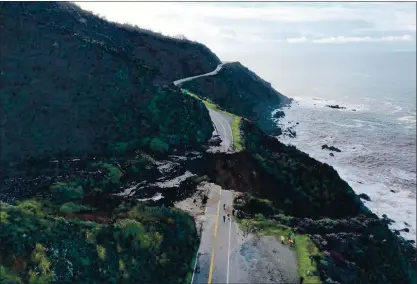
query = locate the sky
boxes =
[76,1,416,60]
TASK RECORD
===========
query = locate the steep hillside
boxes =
[0,2,222,282]
[225,120,416,284]
[0,2,216,166]
[181,62,291,135]
[240,119,366,218]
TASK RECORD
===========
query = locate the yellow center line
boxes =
[208,200,221,284]
[213,200,221,237]
[208,246,216,284]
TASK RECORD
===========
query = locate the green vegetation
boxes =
[150,137,170,154]
[240,119,365,218]
[0,198,198,283]
[182,88,245,151]
[182,89,223,112]
[1,2,217,165]
[0,265,23,284]
[239,214,321,283]
[16,199,46,218]
[234,165,416,284]
[29,243,54,283]
[59,202,94,215]
[181,62,289,136]
[296,235,320,283]
[231,116,244,151]
[50,182,84,202]
[0,149,200,283]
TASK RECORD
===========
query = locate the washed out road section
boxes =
[191,184,299,284]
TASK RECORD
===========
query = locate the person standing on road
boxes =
[223,215,226,222]
[223,203,226,210]
[280,235,285,244]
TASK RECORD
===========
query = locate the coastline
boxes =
[274,99,416,245]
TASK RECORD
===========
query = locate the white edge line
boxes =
[224,115,234,147]
[190,250,199,284]
[211,110,233,148]
[235,221,240,281]
[227,217,232,284]
[193,189,210,284]
[211,111,230,149]
[210,111,228,149]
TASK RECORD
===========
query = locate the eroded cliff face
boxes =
[0,2,216,166]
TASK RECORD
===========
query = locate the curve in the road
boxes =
[172,63,236,152]
[209,110,233,150]
[173,63,224,86]
[211,111,233,146]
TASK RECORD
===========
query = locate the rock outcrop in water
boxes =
[272,110,286,119]
[326,104,347,109]
[322,144,342,152]
[358,193,371,201]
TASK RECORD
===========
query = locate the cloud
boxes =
[286,37,308,43]
[75,2,416,53]
[311,35,413,44]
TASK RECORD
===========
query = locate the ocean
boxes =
[235,50,416,242]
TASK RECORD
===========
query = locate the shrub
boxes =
[50,182,84,202]
[96,245,106,261]
[59,202,93,214]
[29,243,54,283]
[16,199,45,217]
[0,210,8,224]
[87,162,123,192]
[0,265,22,284]
[149,137,169,154]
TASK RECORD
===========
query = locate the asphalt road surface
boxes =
[172,63,235,152]
[191,185,299,284]
[173,64,299,283]
[173,64,224,86]
[208,108,234,152]
[190,185,236,284]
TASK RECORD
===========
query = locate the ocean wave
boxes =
[276,101,416,242]
[327,120,364,129]
[398,115,416,124]
[390,168,417,182]
[391,105,403,114]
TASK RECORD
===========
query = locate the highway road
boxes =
[173,63,234,152]
[173,64,299,283]
[190,184,299,284]
[190,185,235,284]
[173,64,223,86]
[208,108,234,152]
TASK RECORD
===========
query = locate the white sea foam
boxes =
[276,99,416,244]
[398,115,416,124]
